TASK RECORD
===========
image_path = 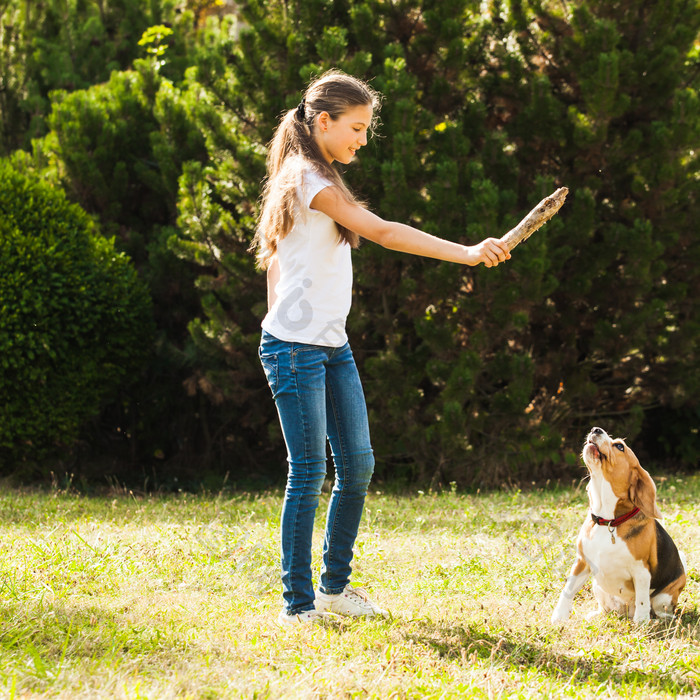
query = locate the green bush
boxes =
[30,56,210,470]
[0,0,196,155]
[0,161,153,465]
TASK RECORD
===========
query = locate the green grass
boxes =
[0,474,698,698]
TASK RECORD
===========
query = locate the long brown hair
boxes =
[250,70,381,269]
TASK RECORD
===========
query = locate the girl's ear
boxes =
[629,465,662,519]
[316,111,330,132]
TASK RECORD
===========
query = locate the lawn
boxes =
[0,473,698,698]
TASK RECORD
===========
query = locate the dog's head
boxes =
[582,426,661,519]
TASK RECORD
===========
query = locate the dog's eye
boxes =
[614,443,625,452]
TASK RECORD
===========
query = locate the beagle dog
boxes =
[552,427,686,623]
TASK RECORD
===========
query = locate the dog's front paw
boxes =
[633,604,651,623]
[551,601,571,624]
[585,608,603,622]
[632,598,652,623]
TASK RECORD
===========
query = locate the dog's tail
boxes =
[679,549,688,573]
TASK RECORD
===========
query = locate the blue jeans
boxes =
[259,330,375,614]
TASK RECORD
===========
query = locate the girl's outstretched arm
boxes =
[311,187,510,267]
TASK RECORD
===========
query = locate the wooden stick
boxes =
[500,187,569,252]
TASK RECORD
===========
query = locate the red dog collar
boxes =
[591,507,640,527]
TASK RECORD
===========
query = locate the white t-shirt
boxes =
[262,168,353,347]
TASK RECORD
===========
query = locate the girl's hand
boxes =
[465,238,511,267]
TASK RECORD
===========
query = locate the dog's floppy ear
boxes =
[630,465,662,519]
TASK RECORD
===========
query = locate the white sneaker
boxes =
[277,608,330,626]
[315,584,389,618]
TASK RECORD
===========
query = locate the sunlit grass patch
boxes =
[0,474,697,698]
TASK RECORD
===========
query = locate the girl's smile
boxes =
[315,104,374,165]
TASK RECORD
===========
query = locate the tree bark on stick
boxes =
[500,187,569,252]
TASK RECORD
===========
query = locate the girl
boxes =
[251,70,510,625]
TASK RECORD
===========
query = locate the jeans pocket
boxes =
[259,349,279,396]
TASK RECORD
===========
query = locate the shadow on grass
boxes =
[404,609,700,696]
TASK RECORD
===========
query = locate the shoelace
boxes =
[345,586,373,606]
[295,609,329,621]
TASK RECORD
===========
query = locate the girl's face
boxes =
[315,104,374,165]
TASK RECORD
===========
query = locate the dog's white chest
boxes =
[582,527,643,600]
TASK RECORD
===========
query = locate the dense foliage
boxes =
[0,162,153,467]
[175,0,700,485]
[0,0,698,486]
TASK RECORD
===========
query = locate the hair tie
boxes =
[296,98,306,121]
